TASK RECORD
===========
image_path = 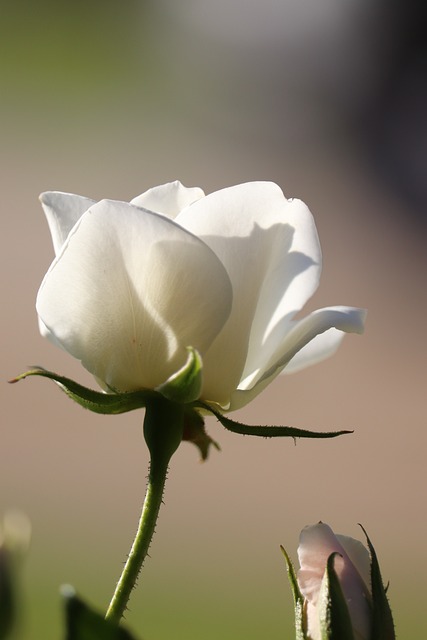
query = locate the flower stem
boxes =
[105,396,184,625]
[105,457,168,624]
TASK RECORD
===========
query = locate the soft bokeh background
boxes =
[1,1,426,638]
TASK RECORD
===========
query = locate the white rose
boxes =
[37,181,366,410]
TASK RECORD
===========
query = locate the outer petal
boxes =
[37,199,232,392]
[40,191,96,255]
[229,306,366,410]
[336,534,371,593]
[176,182,321,406]
[297,523,372,640]
[130,180,205,219]
[280,327,346,374]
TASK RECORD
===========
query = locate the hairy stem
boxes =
[105,457,168,624]
[105,396,184,625]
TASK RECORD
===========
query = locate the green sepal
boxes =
[0,547,14,640]
[280,546,306,640]
[156,347,202,404]
[9,368,157,415]
[11,366,352,441]
[359,525,395,640]
[182,408,220,461]
[318,553,355,640]
[196,401,353,440]
[62,586,137,640]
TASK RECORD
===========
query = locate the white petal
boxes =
[298,523,345,605]
[38,317,65,351]
[305,601,322,640]
[39,191,96,255]
[336,542,372,640]
[229,306,366,410]
[176,182,321,406]
[281,327,345,374]
[130,181,205,219]
[337,534,371,592]
[37,199,232,392]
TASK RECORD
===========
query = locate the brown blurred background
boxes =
[1,1,426,638]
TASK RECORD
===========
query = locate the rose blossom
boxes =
[37,180,366,410]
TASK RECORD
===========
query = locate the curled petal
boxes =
[229,306,366,410]
[280,327,346,374]
[37,199,232,392]
[259,306,366,382]
[40,191,95,255]
[130,181,205,219]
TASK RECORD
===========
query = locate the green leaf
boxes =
[62,586,138,640]
[280,546,306,640]
[318,553,355,640]
[0,548,14,640]
[156,347,202,404]
[197,402,353,440]
[9,368,156,414]
[359,525,395,640]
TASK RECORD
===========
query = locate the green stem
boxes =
[105,457,168,624]
[105,396,184,625]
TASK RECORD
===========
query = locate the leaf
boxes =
[197,402,353,440]
[62,586,138,640]
[280,546,306,640]
[318,553,355,640]
[359,525,395,640]
[9,368,156,414]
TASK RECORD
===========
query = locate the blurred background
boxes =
[1,0,426,638]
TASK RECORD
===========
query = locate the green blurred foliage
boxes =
[0,548,14,640]
[0,0,147,112]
